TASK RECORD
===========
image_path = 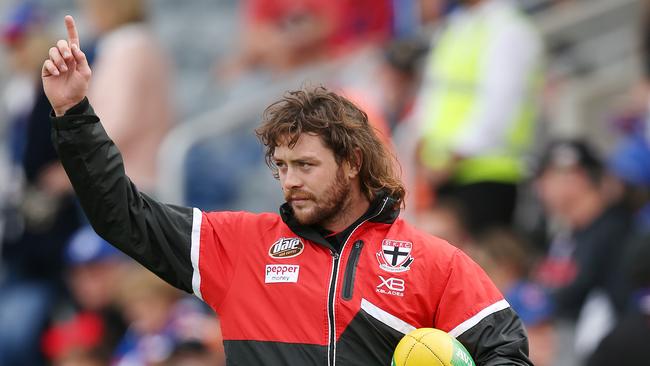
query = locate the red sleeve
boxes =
[191,210,248,310]
[434,249,509,336]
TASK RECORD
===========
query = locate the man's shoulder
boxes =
[202,210,283,224]
[202,211,286,230]
[198,210,291,242]
[389,218,460,255]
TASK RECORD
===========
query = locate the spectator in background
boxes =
[578,131,650,364]
[534,140,632,317]
[391,0,450,38]
[378,39,428,133]
[415,0,543,237]
[334,0,393,48]
[587,236,650,366]
[78,0,173,192]
[220,0,393,82]
[348,38,428,216]
[163,341,225,366]
[113,267,223,366]
[413,199,472,249]
[42,226,130,365]
[605,132,650,234]
[0,2,83,364]
[533,140,632,360]
[221,0,343,81]
[335,38,428,146]
[42,313,108,366]
[473,229,555,366]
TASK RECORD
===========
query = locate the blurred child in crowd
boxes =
[473,230,555,366]
[42,226,130,365]
[113,266,223,365]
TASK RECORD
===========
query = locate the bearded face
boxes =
[286,165,352,226]
[274,133,357,229]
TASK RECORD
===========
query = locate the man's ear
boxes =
[346,148,363,179]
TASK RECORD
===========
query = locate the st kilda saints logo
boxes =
[376,239,414,273]
[269,238,304,259]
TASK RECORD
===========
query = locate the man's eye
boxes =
[275,162,286,168]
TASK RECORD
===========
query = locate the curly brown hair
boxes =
[255,86,405,208]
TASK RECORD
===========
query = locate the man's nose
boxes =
[282,167,303,190]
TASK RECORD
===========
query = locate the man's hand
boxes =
[42,16,91,116]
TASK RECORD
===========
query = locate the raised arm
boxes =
[42,16,197,294]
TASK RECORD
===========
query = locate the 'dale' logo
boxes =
[269,238,304,259]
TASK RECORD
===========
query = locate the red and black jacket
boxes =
[51,99,532,365]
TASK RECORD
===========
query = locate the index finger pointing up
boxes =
[64,15,80,47]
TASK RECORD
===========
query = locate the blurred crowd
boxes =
[1,0,649,365]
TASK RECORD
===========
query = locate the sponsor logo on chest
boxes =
[268,237,304,259]
[376,275,405,297]
[376,239,415,273]
[265,264,300,283]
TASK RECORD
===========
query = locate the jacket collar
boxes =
[279,191,399,251]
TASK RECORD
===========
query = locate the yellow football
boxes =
[392,328,475,366]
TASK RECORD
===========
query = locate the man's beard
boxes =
[286,167,351,227]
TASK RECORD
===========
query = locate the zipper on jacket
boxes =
[342,240,364,301]
[327,250,340,366]
[326,197,390,366]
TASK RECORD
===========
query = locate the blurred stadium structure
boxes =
[538,0,642,143]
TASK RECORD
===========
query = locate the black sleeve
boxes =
[51,98,195,293]
[457,308,533,366]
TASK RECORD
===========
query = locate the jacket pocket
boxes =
[342,240,364,300]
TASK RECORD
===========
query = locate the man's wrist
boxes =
[50,98,98,130]
[54,105,75,117]
[53,99,85,116]
[53,98,88,117]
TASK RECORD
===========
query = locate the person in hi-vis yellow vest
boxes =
[415,0,543,236]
